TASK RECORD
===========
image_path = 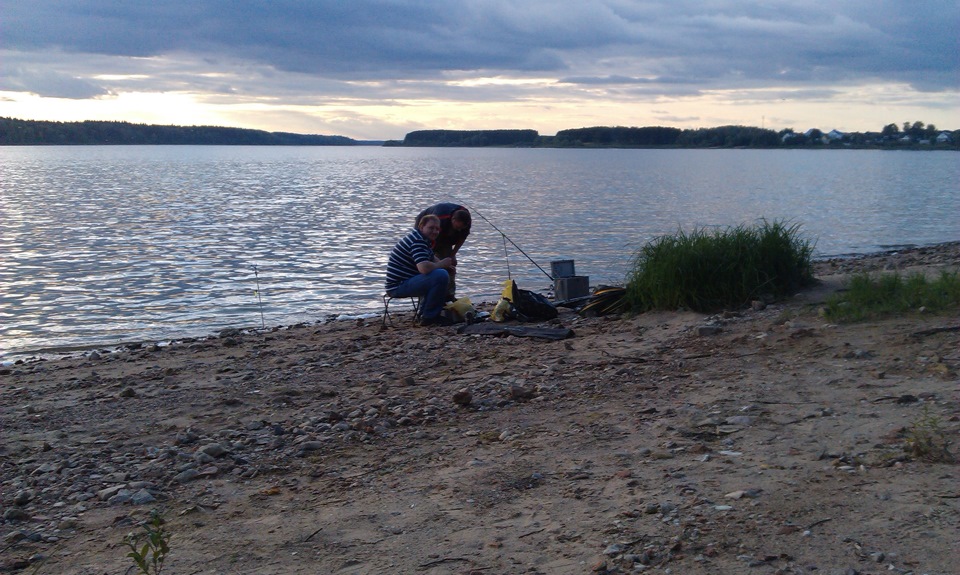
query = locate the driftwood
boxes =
[457,323,574,340]
[912,325,960,337]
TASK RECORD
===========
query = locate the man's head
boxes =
[451,209,471,232]
[418,214,441,241]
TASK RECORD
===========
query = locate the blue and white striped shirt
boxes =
[385,229,435,292]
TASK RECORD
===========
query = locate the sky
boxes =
[1,1,958,141]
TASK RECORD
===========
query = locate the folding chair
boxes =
[382,293,422,326]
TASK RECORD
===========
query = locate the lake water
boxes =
[1,146,958,361]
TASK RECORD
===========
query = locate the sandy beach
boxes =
[2,243,958,575]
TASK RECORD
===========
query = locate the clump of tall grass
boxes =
[823,270,960,322]
[625,220,815,313]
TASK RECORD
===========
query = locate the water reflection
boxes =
[1,146,957,359]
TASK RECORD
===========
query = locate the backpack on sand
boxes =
[492,279,558,322]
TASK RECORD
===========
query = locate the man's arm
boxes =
[416,257,454,274]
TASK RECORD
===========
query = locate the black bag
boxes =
[504,280,558,321]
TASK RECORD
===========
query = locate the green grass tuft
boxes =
[823,270,960,322]
[124,510,171,575]
[625,220,815,313]
[904,407,955,463]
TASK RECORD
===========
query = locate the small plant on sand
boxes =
[124,510,171,575]
[823,270,960,322]
[625,219,815,313]
[904,407,955,463]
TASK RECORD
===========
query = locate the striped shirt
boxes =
[385,229,435,292]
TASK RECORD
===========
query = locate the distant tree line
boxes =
[552,126,682,147]
[0,118,361,145]
[389,124,958,149]
[396,129,540,147]
[4,117,956,149]
[676,126,781,148]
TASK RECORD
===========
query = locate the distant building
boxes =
[827,129,845,140]
[937,131,953,143]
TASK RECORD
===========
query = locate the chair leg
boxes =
[411,297,422,322]
[382,294,393,327]
[383,294,421,326]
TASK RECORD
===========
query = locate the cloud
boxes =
[3,1,956,88]
[559,75,699,86]
[0,1,956,137]
[0,62,112,99]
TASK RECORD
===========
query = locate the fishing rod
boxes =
[465,205,555,282]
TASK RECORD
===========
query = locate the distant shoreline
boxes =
[3,118,956,149]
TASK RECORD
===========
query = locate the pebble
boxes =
[197,466,219,477]
[697,325,723,336]
[57,517,80,529]
[131,489,157,505]
[13,489,34,506]
[509,384,537,400]
[176,430,200,445]
[3,508,31,521]
[97,485,126,500]
[725,415,754,426]
[174,469,201,483]
[300,440,326,450]
[604,543,625,556]
[200,443,228,458]
[452,389,473,406]
[658,502,677,514]
[725,489,761,499]
[32,463,57,475]
[195,452,216,464]
[107,490,134,505]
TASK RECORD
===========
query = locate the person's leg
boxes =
[389,269,449,318]
[433,243,457,300]
[446,268,457,301]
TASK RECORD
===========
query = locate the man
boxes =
[414,203,471,299]
[385,214,457,326]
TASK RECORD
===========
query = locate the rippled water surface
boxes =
[2,146,958,359]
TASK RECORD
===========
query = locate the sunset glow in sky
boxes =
[1,1,957,141]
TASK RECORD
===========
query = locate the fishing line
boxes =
[502,234,511,279]
[465,205,555,282]
[253,264,266,329]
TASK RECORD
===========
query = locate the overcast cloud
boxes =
[1,1,957,139]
